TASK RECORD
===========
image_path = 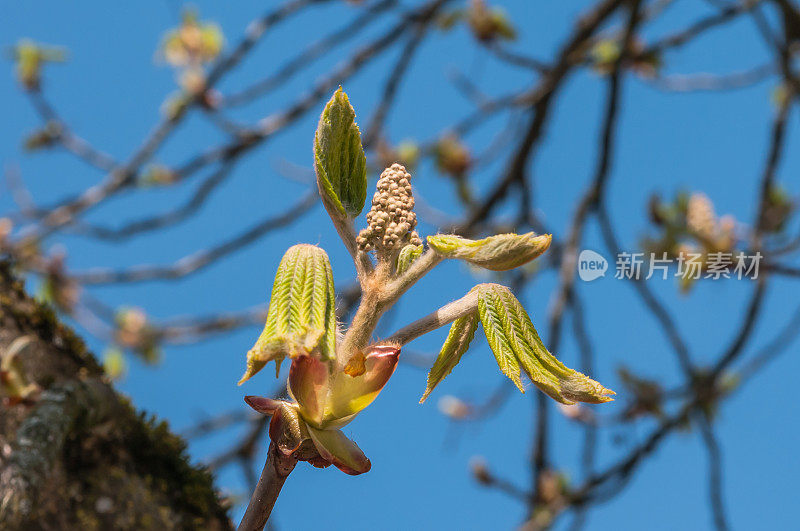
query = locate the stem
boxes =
[319,195,374,280]
[340,250,448,364]
[384,289,479,346]
[338,288,383,365]
[338,261,391,365]
[238,443,297,531]
[383,248,443,305]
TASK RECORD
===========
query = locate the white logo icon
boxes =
[577,250,607,281]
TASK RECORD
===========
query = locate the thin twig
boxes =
[696,413,729,531]
[238,443,297,531]
[68,191,318,284]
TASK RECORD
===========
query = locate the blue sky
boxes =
[2,1,799,529]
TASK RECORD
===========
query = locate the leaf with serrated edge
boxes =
[474,284,614,404]
[238,244,337,384]
[420,312,479,403]
[492,287,563,402]
[314,87,367,218]
[427,232,552,271]
[322,254,337,361]
[476,286,524,392]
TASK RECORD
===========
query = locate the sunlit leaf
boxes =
[428,232,552,271]
[474,284,615,404]
[420,313,478,403]
[396,244,423,275]
[476,285,524,392]
[239,244,337,384]
[314,87,367,218]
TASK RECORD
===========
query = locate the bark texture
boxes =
[0,261,232,530]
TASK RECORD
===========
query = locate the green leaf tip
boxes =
[238,244,337,385]
[314,87,367,219]
[419,283,614,405]
[427,232,552,271]
[473,284,614,404]
[396,244,424,275]
[420,312,478,403]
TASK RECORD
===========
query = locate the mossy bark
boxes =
[0,261,232,530]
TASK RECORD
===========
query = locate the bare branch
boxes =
[69,191,317,284]
[223,0,398,108]
[696,413,729,531]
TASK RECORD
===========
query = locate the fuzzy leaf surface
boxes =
[314,87,367,218]
[427,232,552,271]
[239,244,337,384]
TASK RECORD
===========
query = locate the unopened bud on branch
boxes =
[427,232,552,271]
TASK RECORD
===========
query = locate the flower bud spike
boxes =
[357,164,422,263]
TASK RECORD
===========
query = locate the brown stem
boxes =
[238,443,297,531]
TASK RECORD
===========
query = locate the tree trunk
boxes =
[0,261,232,530]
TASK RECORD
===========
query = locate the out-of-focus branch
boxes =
[222,0,397,108]
[566,293,599,531]
[647,63,775,92]
[26,90,119,172]
[485,41,549,73]
[696,412,729,531]
[19,0,324,242]
[68,162,239,241]
[597,206,694,374]
[459,0,627,232]
[363,23,430,148]
[68,190,318,284]
[532,0,643,509]
[646,0,755,55]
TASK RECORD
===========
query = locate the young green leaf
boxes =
[239,244,337,384]
[427,232,552,271]
[420,312,479,403]
[475,286,525,392]
[396,244,423,275]
[474,284,614,404]
[314,87,367,219]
